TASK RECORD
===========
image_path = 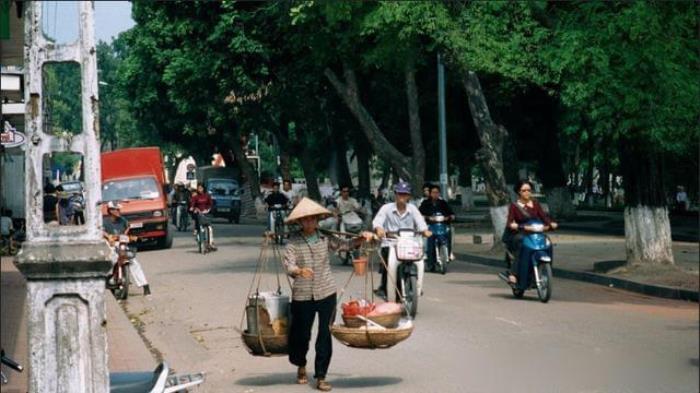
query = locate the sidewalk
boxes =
[452,227,699,301]
[0,258,154,392]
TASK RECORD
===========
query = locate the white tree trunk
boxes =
[489,204,509,250]
[545,187,576,219]
[460,186,474,210]
[624,206,674,265]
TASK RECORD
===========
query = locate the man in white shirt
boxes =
[282,179,298,207]
[372,181,431,298]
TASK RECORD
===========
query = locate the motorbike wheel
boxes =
[437,244,449,275]
[512,288,525,298]
[401,273,418,318]
[536,263,553,303]
[113,265,130,300]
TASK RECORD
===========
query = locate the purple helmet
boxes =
[393,181,412,194]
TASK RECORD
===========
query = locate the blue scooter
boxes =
[498,219,554,303]
[426,213,451,274]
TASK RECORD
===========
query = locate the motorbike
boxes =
[426,213,451,275]
[337,210,364,265]
[1,350,204,392]
[498,219,554,303]
[175,201,190,232]
[385,230,425,318]
[194,211,214,254]
[107,234,137,300]
[268,204,288,245]
[1,349,23,385]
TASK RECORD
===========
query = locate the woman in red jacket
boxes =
[504,180,558,284]
[189,184,217,251]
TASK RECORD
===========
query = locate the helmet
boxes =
[393,181,412,194]
[106,201,122,210]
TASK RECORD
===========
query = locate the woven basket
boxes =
[330,324,413,349]
[341,312,402,329]
[241,331,288,356]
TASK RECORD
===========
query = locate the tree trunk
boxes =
[462,71,510,245]
[405,64,426,196]
[335,134,353,188]
[229,127,260,199]
[379,165,391,191]
[300,152,321,201]
[324,65,413,184]
[355,137,371,199]
[619,139,674,265]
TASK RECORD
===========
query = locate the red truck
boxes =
[101,147,173,249]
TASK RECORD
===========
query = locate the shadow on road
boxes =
[330,376,403,388]
[235,372,298,386]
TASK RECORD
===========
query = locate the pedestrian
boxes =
[282,197,373,391]
[675,186,689,213]
[43,184,59,223]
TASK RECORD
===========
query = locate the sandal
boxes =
[316,379,332,391]
[508,274,517,284]
[296,367,308,385]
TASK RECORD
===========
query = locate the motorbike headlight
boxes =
[153,210,163,217]
[545,238,551,247]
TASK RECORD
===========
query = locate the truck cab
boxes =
[101,147,173,249]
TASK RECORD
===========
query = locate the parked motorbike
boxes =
[426,213,451,274]
[385,230,426,318]
[337,210,364,265]
[268,204,288,245]
[1,349,23,385]
[107,234,137,300]
[498,219,554,303]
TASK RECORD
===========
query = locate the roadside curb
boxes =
[454,252,699,303]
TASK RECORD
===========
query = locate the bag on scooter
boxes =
[396,237,423,261]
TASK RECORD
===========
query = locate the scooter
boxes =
[1,350,204,392]
[1,349,23,385]
[268,204,288,245]
[107,234,137,300]
[385,230,425,318]
[110,362,205,392]
[426,213,451,274]
[498,219,554,303]
[337,210,364,265]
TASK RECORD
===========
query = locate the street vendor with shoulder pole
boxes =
[282,197,374,392]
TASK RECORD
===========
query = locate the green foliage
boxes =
[42,62,82,135]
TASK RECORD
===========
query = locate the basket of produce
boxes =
[240,236,293,357]
[331,319,413,349]
[341,301,402,328]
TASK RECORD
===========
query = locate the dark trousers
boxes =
[379,247,390,290]
[289,294,336,380]
[506,233,524,276]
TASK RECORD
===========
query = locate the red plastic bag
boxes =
[342,300,376,317]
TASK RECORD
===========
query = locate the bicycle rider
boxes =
[189,184,217,251]
[264,181,290,231]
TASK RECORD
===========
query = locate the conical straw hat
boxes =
[285,197,332,224]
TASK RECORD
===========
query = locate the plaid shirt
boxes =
[283,231,353,301]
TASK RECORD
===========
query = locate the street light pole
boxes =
[438,53,448,198]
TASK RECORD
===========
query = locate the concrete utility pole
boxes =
[14,2,112,392]
[437,53,448,198]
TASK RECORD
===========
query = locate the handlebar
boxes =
[1,350,23,373]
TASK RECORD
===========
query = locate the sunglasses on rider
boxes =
[519,188,532,193]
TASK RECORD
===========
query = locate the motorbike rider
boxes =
[419,185,456,271]
[102,201,151,296]
[264,181,290,230]
[503,180,558,284]
[171,182,190,224]
[372,181,431,298]
[335,185,363,225]
[189,184,217,251]
[281,179,298,207]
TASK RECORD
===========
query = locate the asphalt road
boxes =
[123,221,699,393]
